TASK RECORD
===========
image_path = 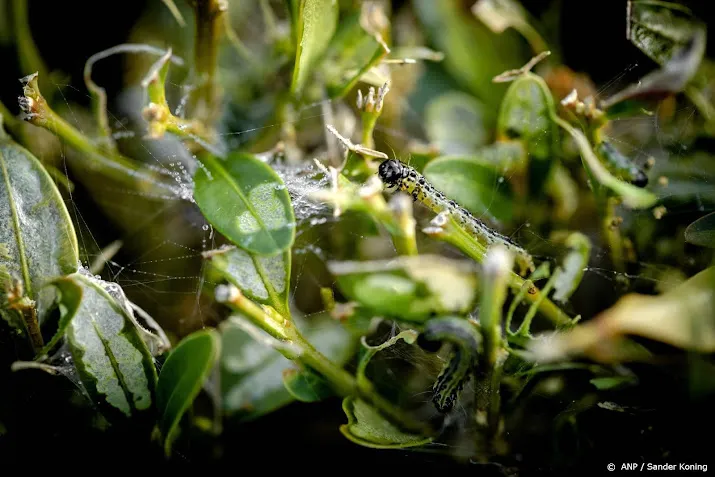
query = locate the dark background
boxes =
[1,0,714,474]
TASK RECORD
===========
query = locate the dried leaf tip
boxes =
[493,51,551,83]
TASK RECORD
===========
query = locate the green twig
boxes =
[480,246,513,367]
[141,49,217,151]
[0,100,22,139]
[216,284,432,435]
[477,246,513,441]
[18,73,176,195]
[423,212,571,327]
[189,0,226,125]
[11,0,49,83]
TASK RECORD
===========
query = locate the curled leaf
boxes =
[328,255,480,323]
[356,330,418,382]
[282,367,333,403]
[59,272,158,420]
[529,266,715,363]
[340,397,434,449]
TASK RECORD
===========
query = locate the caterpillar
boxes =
[378,159,534,273]
[417,317,481,413]
[595,140,648,188]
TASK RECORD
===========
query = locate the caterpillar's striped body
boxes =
[596,141,648,188]
[378,159,534,272]
[418,317,481,413]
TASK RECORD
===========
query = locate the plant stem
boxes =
[189,0,225,124]
[22,306,43,352]
[476,246,512,446]
[218,285,431,434]
[424,213,571,327]
[602,197,626,273]
[0,100,22,138]
[11,0,48,83]
[480,246,513,367]
[19,73,176,195]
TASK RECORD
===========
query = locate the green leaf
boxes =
[0,117,79,328]
[530,266,715,362]
[37,277,83,356]
[60,272,158,420]
[424,91,488,155]
[627,0,699,65]
[322,11,387,98]
[423,153,516,223]
[648,151,715,206]
[603,1,706,110]
[590,376,637,391]
[193,152,296,256]
[552,232,591,304]
[413,0,524,111]
[340,397,434,449]
[156,328,221,456]
[496,73,559,193]
[328,255,480,323]
[291,0,339,96]
[221,314,355,420]
[684,212,715,248]
[205,245,290,316]
[282,367,334,402]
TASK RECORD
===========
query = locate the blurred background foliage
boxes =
[1,0,714,472]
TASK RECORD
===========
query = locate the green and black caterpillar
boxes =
[378,159,534,273]
[596,140,649,188]
[417,317,481,413]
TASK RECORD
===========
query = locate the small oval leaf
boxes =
[156,328,221,456]
[496,73,558,192]
[328,256,479,323]
[423,153,515,223]
[291,0,339,96]
[0,119,79,328]
[684,212,715,248]
[282,367,334,402]
[63,272,158,421]
[193,152,296,255]
[425,92,488,155]
[340,397,434,449]
[205,245,290,315]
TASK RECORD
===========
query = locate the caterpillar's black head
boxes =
[378,159,403,186]
[630,169,649,188]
